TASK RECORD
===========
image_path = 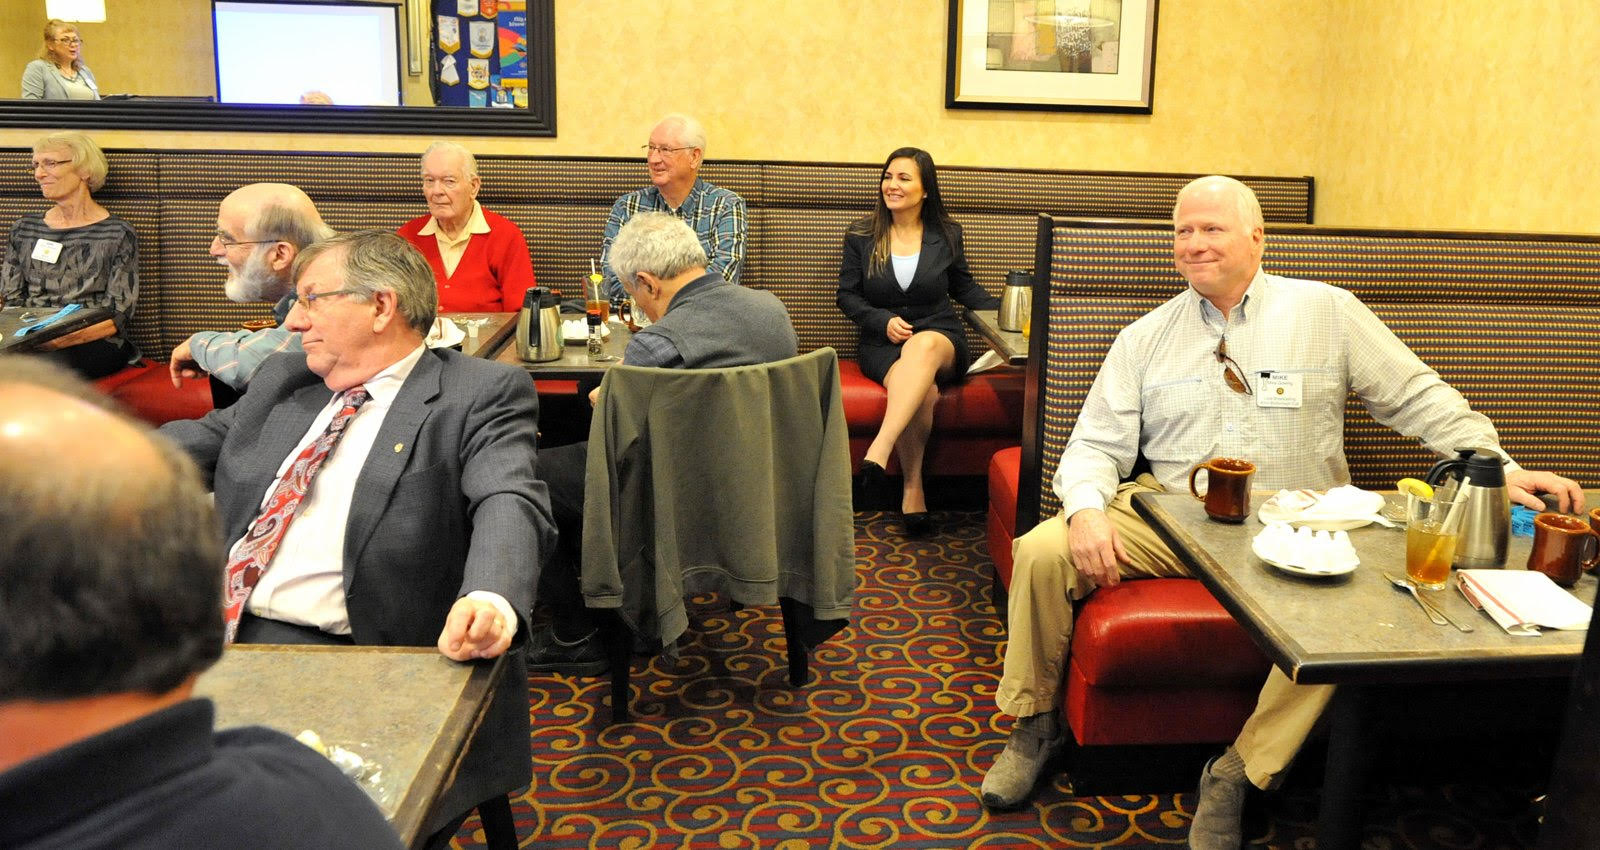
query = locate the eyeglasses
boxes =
[293,287,364,310]
[30,157,73,171]
[52,36,83,45]
[422,176,462,190]
[1216,337,1253,395]
[212,231,281,250]
[640,144,694,156]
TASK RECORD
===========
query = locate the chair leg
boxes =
[778,597,810,687]
[598,610,632,723]
[477,794,518,850]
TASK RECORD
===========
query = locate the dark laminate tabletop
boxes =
[194,645,502,848]
[1133,490,1596,686]
[493,318,633,379]
[0,304,116,352]
[961,308,1027,365]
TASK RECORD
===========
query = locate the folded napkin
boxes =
[1457,569,1593,636]
[11,303,83,337]
[1259,485,1392,528]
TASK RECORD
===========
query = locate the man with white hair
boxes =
[398,140,536,312]
[598,114,747,299]
[979,175,1584,847]
[529,212,795,674]
[168,182,333,390]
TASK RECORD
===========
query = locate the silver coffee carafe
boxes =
[516,287,562,362]
[997,269,1032,332]
[1423,447,1511,568]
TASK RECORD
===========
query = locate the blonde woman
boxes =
[21,19,100,100]
[1,132,139,377]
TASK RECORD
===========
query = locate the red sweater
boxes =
[397,208,536,312]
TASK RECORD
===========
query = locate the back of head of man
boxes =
[646,113,707,206]
[1171,175,1266,317]
[0,358,404,849]
[0,360,223,766]
[214,182,333,304]
[284,229,438,392]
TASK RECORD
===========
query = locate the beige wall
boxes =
[0,0,1593,232]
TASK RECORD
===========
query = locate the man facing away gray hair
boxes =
[169,182,333,391]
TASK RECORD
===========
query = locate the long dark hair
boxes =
[848,147,961,275]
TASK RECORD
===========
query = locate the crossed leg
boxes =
[863,331,955,513]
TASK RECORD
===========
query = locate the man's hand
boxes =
[588,385,601,407]
[168,338,206,388]
[1067,508,1128,588]
[885,316,914,344]
[1507,469,1587,513]
[437,597,513,661]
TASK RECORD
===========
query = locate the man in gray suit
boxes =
[160,229,554,850]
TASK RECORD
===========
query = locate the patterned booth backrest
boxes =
[1021,216,1600,531]
[0,149,1312,361]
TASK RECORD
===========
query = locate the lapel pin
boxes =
[394,443,404,453]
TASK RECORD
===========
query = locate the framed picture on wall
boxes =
[945,0,1158,113]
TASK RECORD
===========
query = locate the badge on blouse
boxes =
[31,239,63,264]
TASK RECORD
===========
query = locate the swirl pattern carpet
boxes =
[449,511,1544,848]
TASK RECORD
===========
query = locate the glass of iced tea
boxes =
[583,274,610,322]
[1405,492,1462,590]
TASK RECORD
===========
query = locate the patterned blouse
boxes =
[1,212,140,346]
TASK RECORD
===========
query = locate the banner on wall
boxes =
[432,0,527,108]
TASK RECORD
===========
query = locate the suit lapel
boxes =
[907,229,946,293]
[230,381,334,542]
[343,350,442,572]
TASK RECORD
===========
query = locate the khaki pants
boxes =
[996,475,1333,790]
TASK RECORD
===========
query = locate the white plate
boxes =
[1251,533,1359,577]
[1256,487,1388,531]
[426,317,465,348]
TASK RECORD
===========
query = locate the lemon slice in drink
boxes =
[1396,478,1433,499]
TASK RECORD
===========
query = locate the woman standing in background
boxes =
[21,20,100,100]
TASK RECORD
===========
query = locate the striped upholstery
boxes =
[0,148,1312,363]
[1025,218,1600,531]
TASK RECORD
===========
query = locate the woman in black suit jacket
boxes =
[837,147,999,536]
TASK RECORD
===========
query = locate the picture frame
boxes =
[945,0,1159,114]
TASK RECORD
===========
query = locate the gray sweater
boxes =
[638,272,798,367]
[21,59,99,100]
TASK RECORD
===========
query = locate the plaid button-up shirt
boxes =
[599,179,747,298]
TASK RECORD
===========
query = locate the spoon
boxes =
[1382,571,1474,632]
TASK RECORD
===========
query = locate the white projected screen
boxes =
[213,2,400,106]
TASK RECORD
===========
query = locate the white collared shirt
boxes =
[418,201,490,276]
[239,344,514,635]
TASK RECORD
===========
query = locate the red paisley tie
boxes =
[222,388,370,643]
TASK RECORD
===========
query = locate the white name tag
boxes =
[31,238,63,264]
[1256,371,1303,408]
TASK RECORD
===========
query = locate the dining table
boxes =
[1132,489,1599,850]
[0,304,117,354]
[492,316,635,379]
[961,308,1028,365]
[441,311,518,360]
[193,645,504,849]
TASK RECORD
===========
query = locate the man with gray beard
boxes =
[168,183,333,391]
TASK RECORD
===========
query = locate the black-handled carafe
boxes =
[1423,447,1510,568]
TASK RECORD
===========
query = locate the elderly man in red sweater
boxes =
[398,140,536,311]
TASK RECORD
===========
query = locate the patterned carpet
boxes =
[449,511,1546,849]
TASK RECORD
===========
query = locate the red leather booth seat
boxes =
[987,447,1271,747]
[841,359,1024,477]
[94,361,214,425]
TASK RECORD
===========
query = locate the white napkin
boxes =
[1457,569,1593,636]
[1252,522,1359,575]
[1258,486,1392,529]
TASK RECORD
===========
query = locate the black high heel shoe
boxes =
[856,460,893,510]
[902,511,935,538]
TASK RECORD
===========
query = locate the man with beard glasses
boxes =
[168,183,333,391]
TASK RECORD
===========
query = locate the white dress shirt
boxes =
[1054,270,1514,518]
[239,344,515,634]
